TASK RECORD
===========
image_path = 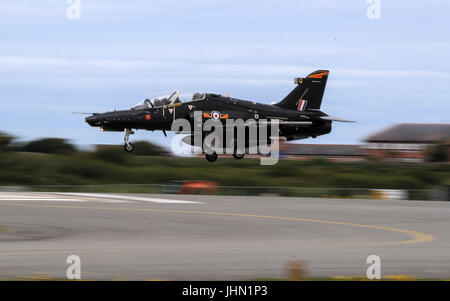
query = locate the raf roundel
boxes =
[145,114,151,120]
[211,111,221,120]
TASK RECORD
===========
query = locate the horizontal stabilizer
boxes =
[319,116,355,122]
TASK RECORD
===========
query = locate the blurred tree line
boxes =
[0,131,448,189]
[428,142,448,162]
[0,132,166,156]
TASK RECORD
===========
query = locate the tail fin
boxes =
[275,70,329,111]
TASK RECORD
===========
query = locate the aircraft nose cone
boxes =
[85,115,98,126]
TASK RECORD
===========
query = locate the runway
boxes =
[0,192,449,280]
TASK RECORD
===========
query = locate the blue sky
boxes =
[1,0,449,150]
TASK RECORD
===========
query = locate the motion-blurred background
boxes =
[0,1,449,197]
[1,1,450,281]
[0,124,448,201]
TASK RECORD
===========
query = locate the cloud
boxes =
[2,56,450,80]
[1,1,450,147]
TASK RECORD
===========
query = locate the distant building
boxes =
[363,123,450,162]
[281,123,450,163]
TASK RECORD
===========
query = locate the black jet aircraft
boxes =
[85,70,353,162]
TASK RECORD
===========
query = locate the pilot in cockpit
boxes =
[192,93,203,101]
[133,92,205,111]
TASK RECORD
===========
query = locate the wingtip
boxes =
[320,116,356,122]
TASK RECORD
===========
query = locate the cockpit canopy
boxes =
[133,91,205,110]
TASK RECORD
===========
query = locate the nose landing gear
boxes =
[124,128,135,153]
[124,142,134,153]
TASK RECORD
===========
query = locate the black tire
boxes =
[205,152,218,162]
[233,153,245,160]
[124,143,134,153]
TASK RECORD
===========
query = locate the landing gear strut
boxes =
[124,128,135,153]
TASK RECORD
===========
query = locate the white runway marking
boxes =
[0,197,85,202]
[0,193,129,203]
[0,194,58,199]
[55,193,203,204]
[0,192,201,204]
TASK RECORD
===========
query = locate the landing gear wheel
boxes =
[233,147,245,160]
[205,152,218,162]
[124,142,134,153]
[123,128,135,153]
[233,152,245,160]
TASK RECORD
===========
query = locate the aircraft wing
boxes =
[319,116,355,122]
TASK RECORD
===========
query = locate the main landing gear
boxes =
[204,150,245,162]
[233,152,245,160]
[123,128,135,153]
[233,148,245,160]
[205,151,218,162]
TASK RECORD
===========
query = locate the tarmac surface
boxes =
[0,192,449,280]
